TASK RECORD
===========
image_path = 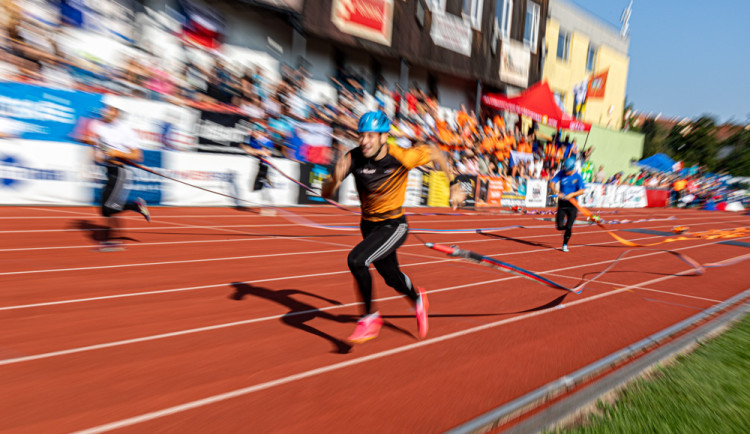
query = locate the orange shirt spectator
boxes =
[673,179,687,191]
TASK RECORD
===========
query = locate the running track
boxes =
[0,206,748,432]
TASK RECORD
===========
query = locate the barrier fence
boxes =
[1,140,655,209]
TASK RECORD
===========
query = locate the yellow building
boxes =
[542,0,629,129]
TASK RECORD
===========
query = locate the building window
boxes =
[427,0,446,11]
[586,45,597,71]
[557,30,570,61]
[496,0,513,40]
[523,1,540,53]
[462,0,483,29]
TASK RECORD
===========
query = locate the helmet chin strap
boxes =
[369,135,387,159]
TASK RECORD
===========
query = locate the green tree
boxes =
[719,128,750,176]
[664,116,719,170]
[639,118,664,158]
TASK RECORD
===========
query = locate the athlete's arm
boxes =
[108,147,143,163]
[321,152,352,199]
[564,188,586,201]
[548,182,559,196]
[241,143,271,157]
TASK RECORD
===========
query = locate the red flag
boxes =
[587,69,608,99]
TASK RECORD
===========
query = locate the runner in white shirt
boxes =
[83,105,150,251]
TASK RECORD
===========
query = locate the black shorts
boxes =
[101,163,130,217]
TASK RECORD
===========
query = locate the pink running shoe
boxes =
[415,287,429,339]
[347,313,383,343]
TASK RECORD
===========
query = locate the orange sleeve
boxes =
[388,142,432,169]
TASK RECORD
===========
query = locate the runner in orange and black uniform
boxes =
[322,111,464,344]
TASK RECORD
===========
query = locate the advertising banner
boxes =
[499,177,525,207]
[454,174,476,208]
[91,150,163,206]
[339,175,360,206]
[161,150,251,207]
[646,188,669,208]
[524,179,548,208]
[331,0,394,46]
[404,169,423,207]
[499,39,530,87]
[430,11,472,56]
[475,175,504,207]
[195,110,250,153]
[0,140,90,205]
[601,184,619,208]
[426,171,449,207]
[0,82,104,142]
[580,183,604,208]
[620,185,647,208]
[298,163,337,204]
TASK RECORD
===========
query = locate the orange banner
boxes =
[586,69,608,99]
[475,176,504,207]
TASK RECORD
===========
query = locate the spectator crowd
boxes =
[1,0,747,211]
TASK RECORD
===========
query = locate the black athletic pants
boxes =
[556,199,578,245]
[347,215,419,315]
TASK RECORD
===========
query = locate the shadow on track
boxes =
[71,219,139,243]
[230,282,414,354]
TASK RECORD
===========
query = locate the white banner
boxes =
[500,39,530,88]
[577,183,646,209]
[580,183,604,208]
[161,151,252,207]
[620,185,647,208]
[524,179,547,208]
[265,157,300,207]
[430,12,472,56]
[405,169,424,207]
[0,140,90,205]
[103,95,199,151]
[510,151,533,164]
[338,175,360,206]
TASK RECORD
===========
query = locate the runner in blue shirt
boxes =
[549,157,586,252]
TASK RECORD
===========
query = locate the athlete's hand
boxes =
[450,183,467,210]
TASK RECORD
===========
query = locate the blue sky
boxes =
[567,0,750,124]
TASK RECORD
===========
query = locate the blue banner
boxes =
[0,82,104,142]
[92,150,163,206]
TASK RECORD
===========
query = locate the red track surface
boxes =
[1,205,748,432]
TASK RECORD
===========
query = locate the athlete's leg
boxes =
[347,218,409,315]
[563,205,578,245]
[373,253,418,301]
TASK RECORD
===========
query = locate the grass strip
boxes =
[554,312,750,433]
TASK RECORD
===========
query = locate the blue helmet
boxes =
[564,157,576,171]
[358,111,390,133]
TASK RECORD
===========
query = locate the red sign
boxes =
[331,0,393,46]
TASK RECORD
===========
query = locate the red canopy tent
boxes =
[481,81,591,132]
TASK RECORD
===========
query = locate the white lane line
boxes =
[2,213,746,235]
[0,215,740,255]
[0,221,701,276]
[71,256,742,434]
[2,236,745,366]
[0,216,554,234]
[0,234,663,311]
[544,272,723,303]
